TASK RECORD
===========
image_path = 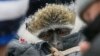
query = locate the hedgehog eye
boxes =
[38,29,53,41]
[42,34,50,40]
[38,30,53,41]
[59,31,66,36]
[56,28,72,37]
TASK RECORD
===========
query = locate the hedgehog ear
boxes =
[26,22,32,32]
[26,23,29,29]
[26,16,35,30]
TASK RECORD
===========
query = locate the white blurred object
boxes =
[0,0,29,21]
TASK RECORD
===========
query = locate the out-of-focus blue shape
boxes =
[0,33,16,46]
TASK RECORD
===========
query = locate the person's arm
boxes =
[82,14,100,56]
[0,46,7,56]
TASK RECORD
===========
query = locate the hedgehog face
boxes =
[38,27,72,50]
[27,4,76,51]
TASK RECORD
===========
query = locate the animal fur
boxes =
[27,4,75,35]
